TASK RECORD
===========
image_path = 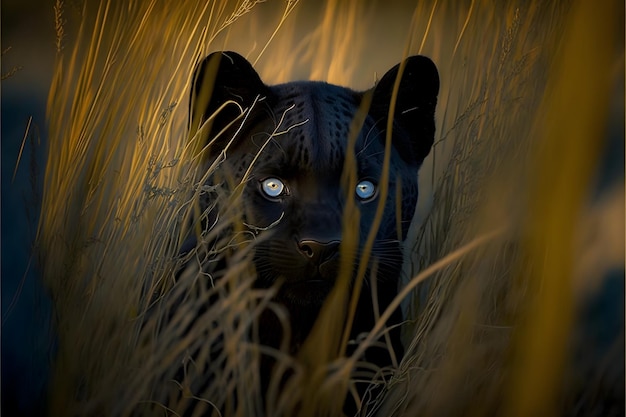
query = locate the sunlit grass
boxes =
[38,0,623,416]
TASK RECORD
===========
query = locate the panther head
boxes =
[187,50,438,348]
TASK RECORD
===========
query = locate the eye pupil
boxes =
[356,180,376,200]
[261,178,285,198]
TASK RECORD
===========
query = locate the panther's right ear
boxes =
[188,51,269,154]
[368,55,439,167]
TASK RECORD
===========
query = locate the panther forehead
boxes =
[266,81,364,172]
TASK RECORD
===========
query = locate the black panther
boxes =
[176,50,438,415]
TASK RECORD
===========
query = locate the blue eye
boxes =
[261,178,286,198]
[356,180,376,200]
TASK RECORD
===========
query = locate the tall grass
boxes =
[39,0,623,416]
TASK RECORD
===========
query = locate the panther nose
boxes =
[297,239,340,265]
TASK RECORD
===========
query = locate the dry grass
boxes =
[1,46,24,80]
[38,0,623,416]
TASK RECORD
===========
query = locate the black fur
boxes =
[184,50,439,415]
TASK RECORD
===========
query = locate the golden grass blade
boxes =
[505,1,621,415]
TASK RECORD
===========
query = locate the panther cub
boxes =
[185,50,438,412]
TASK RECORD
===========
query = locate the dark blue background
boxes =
[2,2,55,415]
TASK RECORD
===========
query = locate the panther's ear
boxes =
[188,51,269,155]
[369,55,439,166]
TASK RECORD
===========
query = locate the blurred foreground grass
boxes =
[39,0,623,416]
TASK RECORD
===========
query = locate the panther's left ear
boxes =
[369,55,439,166]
